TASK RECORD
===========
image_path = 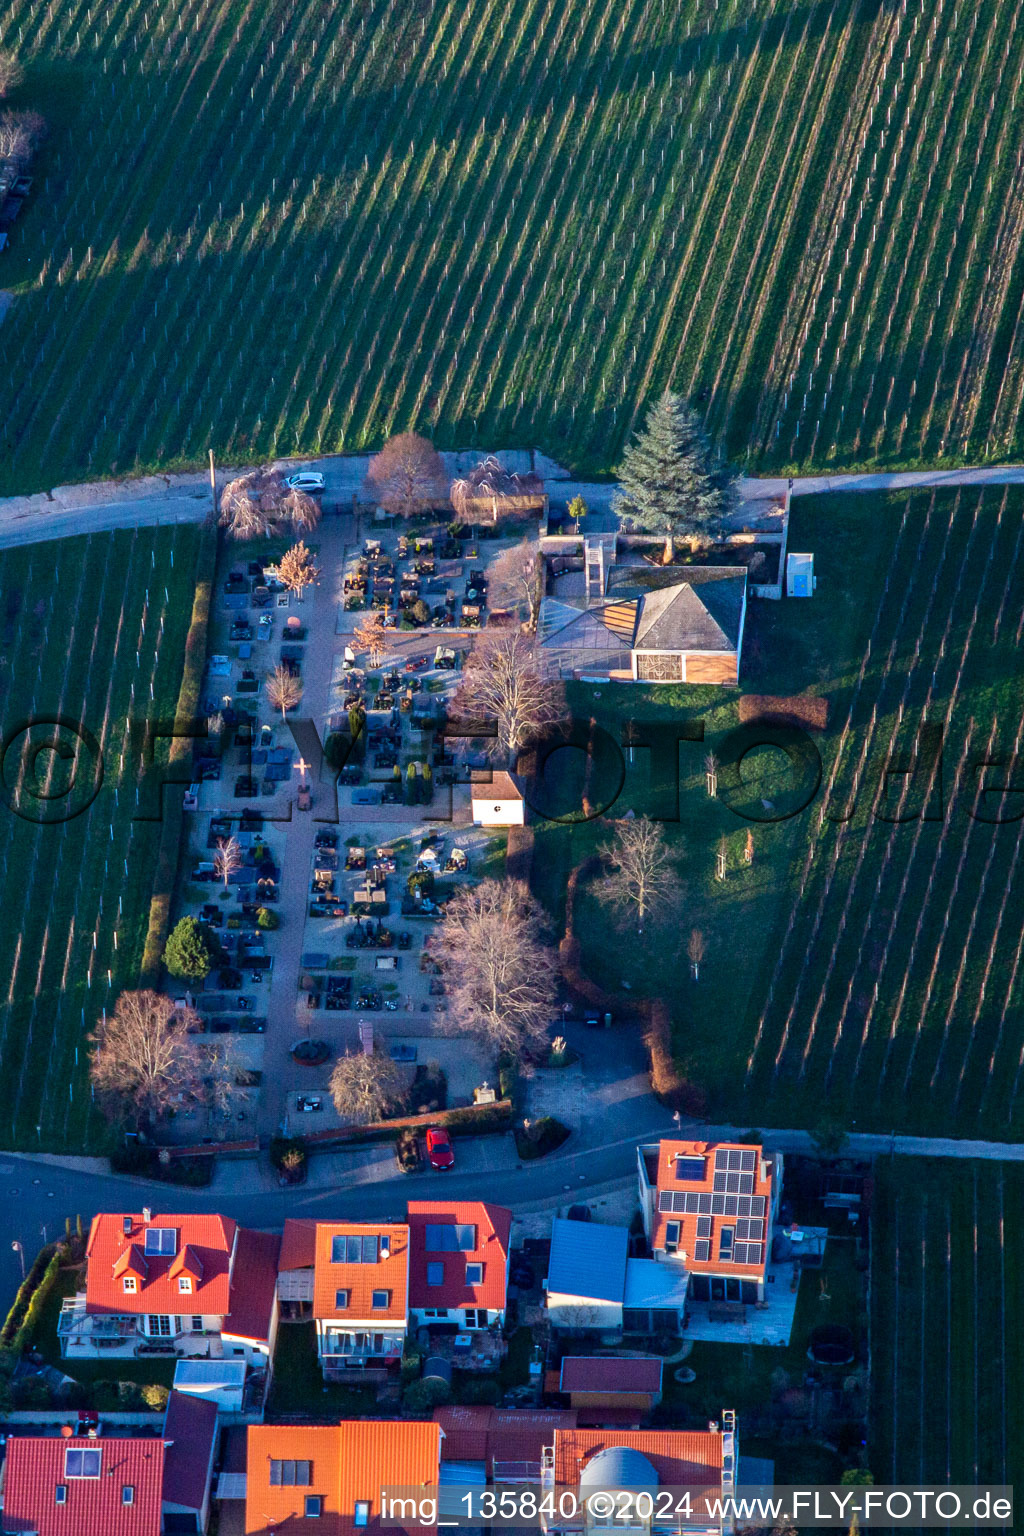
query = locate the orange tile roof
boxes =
[313,1224,409,1322]
[85,1213,236,1317]
[245,1421,440,1536]
[652,1140,774,1281]
[407,1201,511,1313]
[280,1218,318,1272]
[2,1435,165,1536]
[553,1429,723,1487]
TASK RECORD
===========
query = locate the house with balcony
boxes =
[313,1222,409,1380]
[276,1218,317,1319]
[433,1406,578,1485]
[407,1200,512,1350]
[244,1419,440,1536]
[57,1211,279,1368]
[637,1141,782,1308]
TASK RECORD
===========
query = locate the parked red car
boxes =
[425,1126,455,1170]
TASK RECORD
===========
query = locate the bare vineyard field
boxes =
[0,525,202,1150]
[870,1158,1024,1508]
[743,486,1024,1136]
[4,0,1024,489]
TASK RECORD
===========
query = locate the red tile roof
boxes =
[2,1436,164,1536]
[559,1357,662,1395]
[407,1202,511,1314]
[85,1214,237,1317]
[553,1428,724,1487]
[162,1390,218,1510]
[313,1224,409,1322]
[280,1218,318,1272]
[224,1228,280,1343]
[652,1140,774,1281]
[245,1421,440,1536]
[434,1407,577,1472]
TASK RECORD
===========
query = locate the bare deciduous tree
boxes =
[687,928,706,981]
[704,752,719,797]
[0,108,44,166]
[266,664,303,719]
[452,630,565,765]
[363,432,447,515]
[449,456,544,526]
[0,52,25,98]
[435,878,559,1060]
[488,539,543,632]
[328,1047,406,1123]
[277,539,320,599]
[89,990,202,1123]
[213,834,242,888]
[598,815,681,934]
[220,467,321,540]
[352,609,389,668]
[198,1039,245,1119]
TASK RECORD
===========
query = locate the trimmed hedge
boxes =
[140,525,218,981]
[302,1098,512,1148]
[1,1247,61,1352]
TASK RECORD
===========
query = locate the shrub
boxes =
[460,1376,501,1405]
[515,1116,571,1161]
[256,906,279,930]
[403,1377,452,1414]
[142,1383,170,1410]
[269,1136,308,1171]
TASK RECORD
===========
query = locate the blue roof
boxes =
[547,1218,629,1304]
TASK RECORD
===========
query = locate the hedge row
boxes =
[1,1247,61,1352]
[140,525,219,981]
[644,999,705,1114]
[301,1098,512,1148]
[738,693,829,731]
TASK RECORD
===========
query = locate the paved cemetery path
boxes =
[6,456,1024,547]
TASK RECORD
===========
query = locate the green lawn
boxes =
[0,525,204,1149]
[658,1234,866,1483]
[870,1158,1024,1494]
[5,0,1024,490]
[534,486,1024,1137]
[31,1266,176,1396]
[266,1322,380,1419]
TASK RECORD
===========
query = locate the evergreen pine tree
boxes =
[613,390,731,560]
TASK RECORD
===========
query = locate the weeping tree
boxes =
[220,467,320,540]
[613,391,734,561]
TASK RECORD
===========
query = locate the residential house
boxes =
[0,1399,220,1536]
[57,1212,279,1366]
[544,1220,629,1335]
[407,1201,512,1331]
[637,1141,782,1305]
[313,1222,409,1379]
[0,1437,165,1536]
[541,1420,737,1536]
[539,538,747,684]
[545,1222,688,1340]
[162,1390,219,1533]
[244,1420,441,1536]
[470,772,525,827]
[557,1358,663,1424]
[433,1406,578,1484]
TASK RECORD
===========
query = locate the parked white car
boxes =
[286,470,326,494]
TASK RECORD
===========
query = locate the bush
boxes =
[411,599,431,626]
[163,915,215,979]
[460,1376,501,1405]
[515,1116,571,1161]
[270,1136,308,1173]
[256,906,279,930]
[142,1383,170,1410]
[403,1377,452,1414]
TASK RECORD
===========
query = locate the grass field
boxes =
[870,1157,1024,1501]
[0,524,203,1150]
[533,485,1024,1137]
[4,0,1024,490]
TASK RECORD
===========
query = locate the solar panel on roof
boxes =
[694,1239,711,1262]
[739,1173,755,1194]
[714,1149,729,1170]
[713,1172,727,1192]
[727,1172,741,1193]
[724,1195,738,1216]
[698,1192,712,1214]
[748,1244,763,1265]
[752,1196,766,1218]
[658,1192,674,1213]
[740,1150,757,1171]
[696,1216,712,1238]
[712,1194,725,1215]
[737,1196,751,1217]
[733,1243,748,1264]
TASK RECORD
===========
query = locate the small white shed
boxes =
[173,1358,247,1412]
[471,771,525,827]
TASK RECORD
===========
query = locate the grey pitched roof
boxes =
[547,1218,629,1303]
[633,570,745,653]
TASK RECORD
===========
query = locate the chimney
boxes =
[142,1207,152,1224]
